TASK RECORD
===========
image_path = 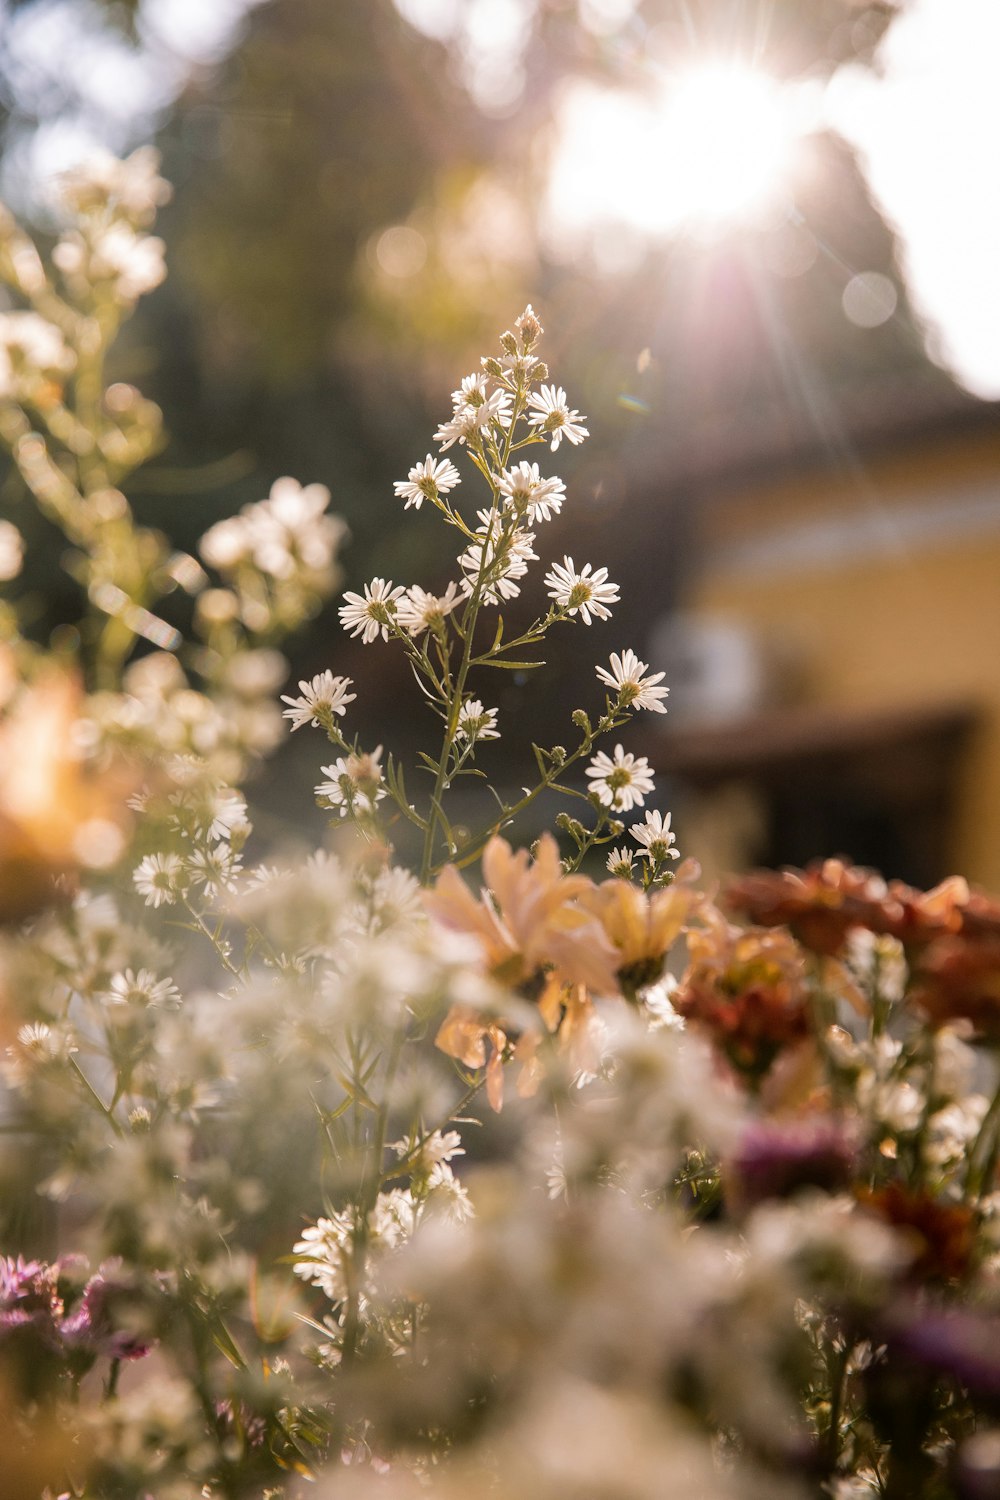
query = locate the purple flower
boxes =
[724,1117,856,1215]
[60,1261,154,1361]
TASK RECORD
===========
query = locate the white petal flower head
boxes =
[133,852,184,907]
[526,384,588,451]
[393,454,461,511]
[544,556,620,625]
[187,844,242,899]
[455,699,500,742]
[80,223,166,300]
[281,671,356,731]
[606,846,636,878]
[458,513,537,606]
[630,808,680,862]
[595,649,669,713]
[396,581,461,636]
[199,515,252,571]
[0,519,23,581]
[586,743,655,813]
[316,746,386,818]
[436,377,513,450]
[293,1211,354,1303]
[496,462,565,523]
[106,968,180,1008]
[338,577,405,644]
[243,477,342,578]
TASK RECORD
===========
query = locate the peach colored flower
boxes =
[580,863,700,998]
[425,834,618,994]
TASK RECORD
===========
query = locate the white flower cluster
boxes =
[51,147,172,305]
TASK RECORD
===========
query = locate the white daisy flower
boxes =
[544,557,619,625]
[187,844,242,899]
[316,747,387,818]
[526,383,588,450]
[206,792,251,843]
[585,744,655,813]
[396,582,461,636]
[281,671,357,731]
[0,519,23,581]
[595,649,669,714]
[133,852,184,907]
[455,699,500,742]
[435,379,513,450]
[338,577,405,644]
[495,461,565,523]
[293,1211,355,1303]
[606,846,636,878]
[393,454,461,511]
[630,809,680,863]
[458,512,537,606]
[106,968,181,1008]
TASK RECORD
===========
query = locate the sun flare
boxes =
[545,59,799,257]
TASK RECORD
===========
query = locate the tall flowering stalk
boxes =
[282,305,678,893]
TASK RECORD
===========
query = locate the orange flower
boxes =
[909,934,1000,1037]
[580,864,699,999]
[0,665,131,922]
[860,1183,976,1284]
[674,905,811,1080]
[425,834,618,994]
[427,835,619,1109]
[726,860,974,956]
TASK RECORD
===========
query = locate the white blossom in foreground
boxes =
[199,477,343,581]
[396,581,461,636]
[606,846,636,878]
[596,648,669,713]
[456,698,500,742]
[338,577,405,644]
[242,478,341,578]
[105,968,180,1009]
[496,461,565,523]
[316,747,386,818]
[54,224,166,302]
[458,513,537,605]
[0,312,75,397]
[586,744,655,813]
[187,844,242,899]
[630,809,680,863]
[527,383,589,450]
[132,852,184,907]
[56,145,171,225]
[280,671,356,731]
[0,519,23,581]
[435,375,513,450]
[293,1211,354,1304]
[393,454,461,511]
[544,556,619,624]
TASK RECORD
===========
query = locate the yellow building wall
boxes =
[684,431,1000,891]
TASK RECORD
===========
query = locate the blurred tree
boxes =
[0,0,966,819]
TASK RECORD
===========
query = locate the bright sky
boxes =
[2,0,999,398]
[825,0,1000,399]
[540,0,1000,400]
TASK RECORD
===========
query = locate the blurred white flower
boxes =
[0,519,24,581]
